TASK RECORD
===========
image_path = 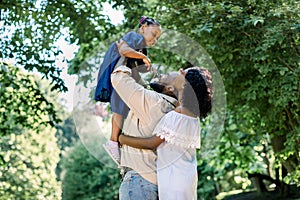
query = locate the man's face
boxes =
[150,71,185,97]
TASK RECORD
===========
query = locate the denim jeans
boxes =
[119,170,158,200]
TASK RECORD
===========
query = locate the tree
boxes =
[68,0,300,197]
[55,114,79,182]
[3,0,296,198]
[1,2,124,198]
[55,115,79,151]
[155,0,300,193]
[0,62,62,199]
[0,62,59,141]
[61,141,120,200]
[0,127,61,199]
[0,0,117,91]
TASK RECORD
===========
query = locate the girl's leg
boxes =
[103,113,123,167]
[104,89,129,167]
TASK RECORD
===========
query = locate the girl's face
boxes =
[140,25,162,47]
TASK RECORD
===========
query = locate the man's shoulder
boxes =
[112,64,130,74]
[152,93,178,111]
[158,93,177,104]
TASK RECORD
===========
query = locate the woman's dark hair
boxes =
[182,68,213,119]
[138,16,160,28]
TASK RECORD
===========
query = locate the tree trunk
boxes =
[270,134,298,173]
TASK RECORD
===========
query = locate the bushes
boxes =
[61,141,121,200]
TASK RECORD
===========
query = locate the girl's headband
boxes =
[139,16,147,25]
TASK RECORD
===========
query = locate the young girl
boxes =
[94,16,161,166]
[118,67,213,199]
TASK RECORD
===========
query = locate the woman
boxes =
[119,67,213,200]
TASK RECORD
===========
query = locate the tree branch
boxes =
[276,56,295,72]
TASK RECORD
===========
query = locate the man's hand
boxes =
[151,66,158,78]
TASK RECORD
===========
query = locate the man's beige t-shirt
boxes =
[111,66,177,185]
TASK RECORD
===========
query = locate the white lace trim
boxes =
[154,127,200,149]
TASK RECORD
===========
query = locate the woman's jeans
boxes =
[119,170,158,200]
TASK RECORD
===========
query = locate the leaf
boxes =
[254,19,264,26]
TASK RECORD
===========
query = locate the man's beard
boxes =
[150,82,178,100]
[150,82,165,93]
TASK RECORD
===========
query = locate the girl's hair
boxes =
[182,67,213,119]
[138,16,160,28]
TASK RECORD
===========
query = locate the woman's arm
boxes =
[119,134,164,150]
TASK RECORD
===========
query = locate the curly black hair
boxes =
[182,68,213,119]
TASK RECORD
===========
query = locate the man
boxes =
[111,61,185,199]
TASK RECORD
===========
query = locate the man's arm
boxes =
[119,134,164,150]
[111,65,160,122]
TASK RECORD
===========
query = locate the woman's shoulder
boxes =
[162,110,179,119]
[158,111,198,129]
[165,109,198,120]
[154,110,201,149]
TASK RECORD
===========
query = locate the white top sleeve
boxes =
[153,111,201,149]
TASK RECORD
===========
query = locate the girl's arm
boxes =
[119,134,164,150]
[116,40,151,68]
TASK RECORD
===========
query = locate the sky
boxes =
[102,2,125,25]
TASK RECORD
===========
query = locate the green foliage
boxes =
[3,0,300,198]
[55,115,79,182]
[0,127,61,199]
[0,62,62,199]
[156,0,300,187]
[65,0,299,195]
[61,141,121,200]
[55,115,79,151]
[0,62,60,137]
[0,0,116,91]
[197,159,219,199]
